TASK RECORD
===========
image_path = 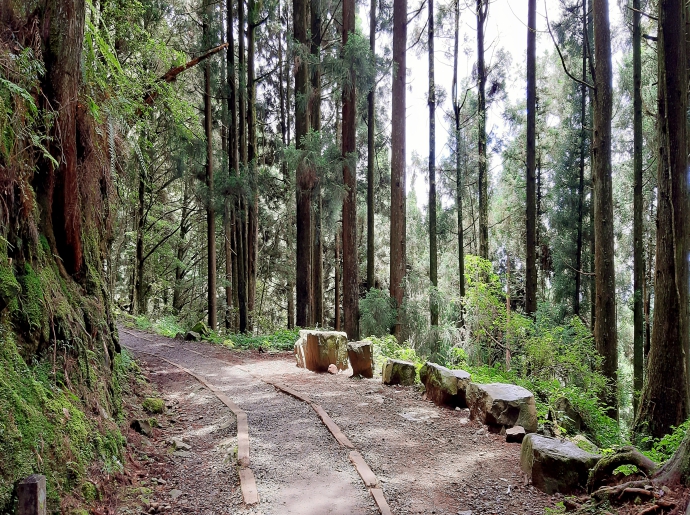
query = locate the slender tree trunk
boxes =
[134,169,145,314]
[632,0,644,414]
[476,0,488,260]
[311,0,323,326]
[452,0,465,321]
[335,227,341,331]
[366,0,376,291]
[635,0,689,438]
[173,179,190,312]
[342,0,359,340]
[235,0,249,331]
[574,0,587,316]
[391,0,407,340]
[247,0,258,329]
[204,0,217,330]
[593,0,617,419]
[525,0,537,315]
[226,0,238,331]
[295,0,313,327]
[428,0,438,326]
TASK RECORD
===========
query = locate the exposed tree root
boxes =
[588,446,659,492]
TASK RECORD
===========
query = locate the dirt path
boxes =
[119,327,555,515]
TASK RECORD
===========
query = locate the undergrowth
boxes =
[0,323,127,513]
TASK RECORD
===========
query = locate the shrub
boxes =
[359,288,397,338]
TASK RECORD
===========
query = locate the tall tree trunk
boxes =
[632,0,644,414]
[133,168,145,314]
[294,0,313,327]
[225,0,238,331]
[173,179,190,312]
[247,0,258,329]
[390,0,407,340]
[476,0,488,260]
[592,0,617,419]
[635,0,689,438]
[204,0,217,331]
[574,0,587,316]
[525,0,537,315]
[366,0,376,291]
[342,0,359,340]
[428,0,438,327]
[311,0,323,326]
[236,0,249,332]
[41,0,85,277]
[452,0,465,322]
[335,227,341,331]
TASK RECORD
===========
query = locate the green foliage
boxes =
[640,420,690,463]
[368,334,424,379]
[0,324,124,512]
[220,328,300,351]
[359,288,397,337]
[152,316,185,338]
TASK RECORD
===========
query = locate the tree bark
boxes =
[173,179,190,312]
[390,0,407,340]
[226,0,238,331]
[574,0,587,317]
[525,0,537,315]
[295,0,313,327]
[366,0,376,291]
[342,0,359,340]
[133,168,145,314]
[335,227,341,331]
[635,0,688,438]
[204,0,217,331]
[592,0,617,419]
[247,0,258,329]
[476,0,488,260]
[311,0,323,327]
[632,0,644,414]
[452,0,465,319]
[428,0,438,327]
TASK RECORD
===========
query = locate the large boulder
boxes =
[466,382,538,433]
[294,330,348,372]
[419,362,471,407]
[382,359,416,386]
[347,341,374,378]
[521,434,601,494]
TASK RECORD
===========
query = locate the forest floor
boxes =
[111,326,557,515]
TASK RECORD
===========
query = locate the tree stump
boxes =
[294,330,348,372]
[348,341,374,378]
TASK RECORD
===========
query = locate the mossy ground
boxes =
[0,321,129,513]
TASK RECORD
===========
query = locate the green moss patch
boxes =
[142,397,164,414]
[0,324,127,512]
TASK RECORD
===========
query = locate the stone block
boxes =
[521,434,601,494]
[419,362,471,407]
[17,474,46,515]
[294,330,348,372]
[466,382,538,433]
[347,340,374,378]
[382,359,416,386]
[506,425,526,443]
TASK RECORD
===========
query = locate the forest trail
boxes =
[119,327,554,515]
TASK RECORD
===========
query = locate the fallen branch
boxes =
[141,42,229,109]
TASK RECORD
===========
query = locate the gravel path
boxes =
[120,328,377,515]
[119,326,555,515]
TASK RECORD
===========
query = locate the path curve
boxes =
[120,327,384,515]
